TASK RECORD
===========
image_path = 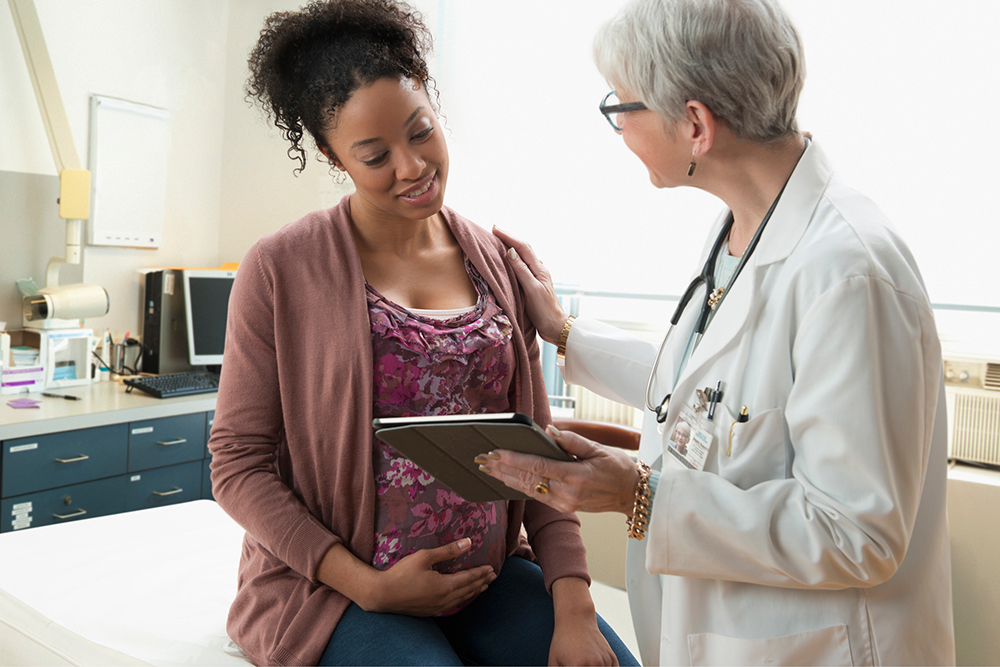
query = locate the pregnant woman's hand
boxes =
[367,538,497,617]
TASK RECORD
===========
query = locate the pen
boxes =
[707,381,724,420]
[42,392,81,401]
[727,406,749,456]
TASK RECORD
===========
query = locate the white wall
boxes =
[0,0,229,338]
[218,0,340,265]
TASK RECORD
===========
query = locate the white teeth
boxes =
[403,178,432,198]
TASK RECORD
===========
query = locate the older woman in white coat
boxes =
[478,0,956,664]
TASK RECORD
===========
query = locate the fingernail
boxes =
[487,451,501,460]
[459,538,471,549]
[478,464,493,474]
[473,456,490,466]
[507,247,518,261]
[546,424,562,438]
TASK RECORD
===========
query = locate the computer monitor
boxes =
[182,269,236,369]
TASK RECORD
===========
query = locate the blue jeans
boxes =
[319,556,639,666]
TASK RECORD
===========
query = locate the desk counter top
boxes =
[0,381,217,440]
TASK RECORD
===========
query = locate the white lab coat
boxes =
[564,141,955,666]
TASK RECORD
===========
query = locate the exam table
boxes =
[0,498,638,665]
[0,500,250,666]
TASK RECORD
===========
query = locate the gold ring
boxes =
[534,478,550,494]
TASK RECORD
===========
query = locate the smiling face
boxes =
[673,422,691,447]
[321,76,448,224]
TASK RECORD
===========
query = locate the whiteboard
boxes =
[87,95,168,248]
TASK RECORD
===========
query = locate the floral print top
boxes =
[368,260,513,612]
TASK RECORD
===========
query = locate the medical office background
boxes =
[2,0,999,343]
[1,0,999,664]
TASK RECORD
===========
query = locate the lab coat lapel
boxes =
[672,139,832,393]
[659,209,731,385]
[675,256,756,392]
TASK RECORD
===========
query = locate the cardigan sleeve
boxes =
[512,272,591,591]
[208,243,340,582]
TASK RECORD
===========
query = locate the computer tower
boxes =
[141,269,194,374]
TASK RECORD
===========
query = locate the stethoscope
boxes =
[644,183,789,424]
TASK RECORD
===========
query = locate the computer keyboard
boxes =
[123,372,220,399]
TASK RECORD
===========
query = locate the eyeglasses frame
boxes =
[600,91,647,131]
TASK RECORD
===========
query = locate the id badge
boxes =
[665,391,715,471]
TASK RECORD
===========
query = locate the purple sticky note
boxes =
[7,398,41,409]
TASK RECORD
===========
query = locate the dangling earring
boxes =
[687,154,697,177]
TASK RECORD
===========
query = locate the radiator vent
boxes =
[949,389,1000,466]
[985,363,1000,391]
[571,385,641,428]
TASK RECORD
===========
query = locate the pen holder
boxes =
[111,343,126,374]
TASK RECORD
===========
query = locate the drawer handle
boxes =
[53,508,87,520]
[54,454,90,464]
[156,438,188,446]
[152,487,184,497]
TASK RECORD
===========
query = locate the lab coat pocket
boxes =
[715,406,786,489]
[688,624,853,666]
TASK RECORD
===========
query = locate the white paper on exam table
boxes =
[0,500,250,666]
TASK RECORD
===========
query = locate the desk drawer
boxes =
[2,424,128,498]
[128,414,206,472]
[1,476,127,532]
[126,461,202,511]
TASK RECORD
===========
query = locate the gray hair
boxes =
[594,0,805,143]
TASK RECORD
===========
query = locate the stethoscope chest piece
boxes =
[654,393,671,424]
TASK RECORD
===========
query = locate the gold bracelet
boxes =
[556,316,576,360]
[626,461,652,540]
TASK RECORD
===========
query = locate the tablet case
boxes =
[373,414,571,502]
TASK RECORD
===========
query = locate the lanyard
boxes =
[644,183,788,423]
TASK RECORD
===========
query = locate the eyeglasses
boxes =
[600,91,647,132]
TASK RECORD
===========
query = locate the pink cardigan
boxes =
[209,197,589,666]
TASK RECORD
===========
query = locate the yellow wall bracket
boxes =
[58,169,91,220]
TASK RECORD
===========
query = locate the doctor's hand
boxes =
[476,426,640,516]
[492,226,568,345]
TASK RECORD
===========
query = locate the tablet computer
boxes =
[373,413,571,502]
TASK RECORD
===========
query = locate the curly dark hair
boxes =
[246,0,437,174]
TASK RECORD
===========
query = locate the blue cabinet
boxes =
[1,409,215,533]
[126,460,203,511]
[128,414,207,471]
[202,410,216,499]
[2,476,127,531]
[2,424,128,498]
[205,410,214,458]
[202,458,214,500]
